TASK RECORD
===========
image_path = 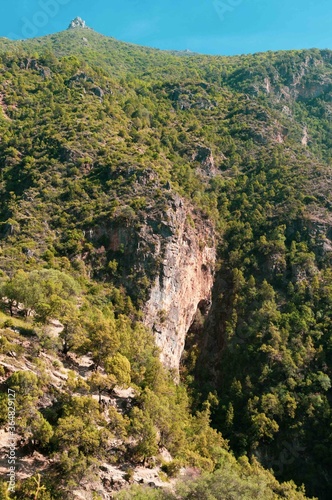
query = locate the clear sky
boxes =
[1,0,332,55]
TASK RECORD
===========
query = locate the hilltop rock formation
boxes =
[68,17,87,30]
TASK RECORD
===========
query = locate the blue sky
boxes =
[1,0,332,55]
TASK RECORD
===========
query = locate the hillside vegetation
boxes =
[0,25,331,499]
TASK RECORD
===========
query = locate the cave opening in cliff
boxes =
[180,299,211,374]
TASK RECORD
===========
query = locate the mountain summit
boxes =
[67,17,87,29]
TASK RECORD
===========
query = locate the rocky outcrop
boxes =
[84,195,216,372]
[68,72,94,84]
[68,17,87,30]
[19,58,52,79]
[66,73,105,98]
[192,145,217,176]
[165,83,217,111]
[301,126,309,146]
[142,197,216,371]
[91,86,104,98]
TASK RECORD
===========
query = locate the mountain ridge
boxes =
[0,24,331,499]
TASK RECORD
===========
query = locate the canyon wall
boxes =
[142,196,216,370]
[85,193,216,372]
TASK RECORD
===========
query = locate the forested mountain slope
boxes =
[0,22,331,499]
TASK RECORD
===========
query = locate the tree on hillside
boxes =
[83,308,120,369]
[0,269,81,322]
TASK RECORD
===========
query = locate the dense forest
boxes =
[0,22,331,499]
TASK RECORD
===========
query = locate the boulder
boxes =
[91,86,104,98]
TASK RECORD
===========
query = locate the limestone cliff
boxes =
[83,192,216,371]
[142,197,216,370]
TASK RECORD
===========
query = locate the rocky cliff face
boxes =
[142,197,216,371]
[85,193,216,372]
